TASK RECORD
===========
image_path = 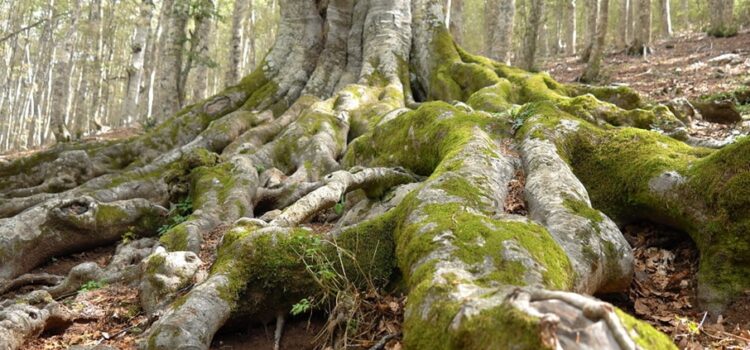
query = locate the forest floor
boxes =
[6,32,750,350]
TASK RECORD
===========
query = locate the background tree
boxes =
[708,0,737,36]
[581,0,610,81]
[487,0,516,63]
[519,0,545,69]
[629,0,651,55]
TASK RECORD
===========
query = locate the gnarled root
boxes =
[0,291,75,350]
[0,197,167,281]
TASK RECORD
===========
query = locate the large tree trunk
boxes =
[3,0,749,349]
[446,0,463,45]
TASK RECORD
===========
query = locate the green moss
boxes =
[615,309,678,350]
[562,196,603,224]
[159,224,190,251]
[343,101,499,176]
[567,84,644,110]
[95,205,130,224]
[210,227,317,315]
[145,254,167,276]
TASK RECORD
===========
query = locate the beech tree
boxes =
[581,0,610,81]
[707,0,737,37]
[3,1,750,349]
[629,0,652,55]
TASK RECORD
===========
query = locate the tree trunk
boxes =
[707,0,736,37]
[582,0,610,81]
[188,0,216,103]
[226,0,250,86]
[4,1,750,349]
[616,0,630,49]
[446,0,463,45]
[154,0,189,121]
[580,0,598,61]
[628,0,651,55]
[658,0,673,38]
[487,0,515,64]
[564,0,577,54]
[519,0,545,70]
[49,0,79,143]
[121,0,154,124]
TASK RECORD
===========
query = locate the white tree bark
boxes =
[226,0,251,86]
[121,0,154,124]
[487,0,515,64]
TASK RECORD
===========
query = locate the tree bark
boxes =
[226,0,251,86]
[188,0,216,103]
[4,1,749,350]
[487,0,515,64]
[121,0,154,124]
[49,0,79,143]
[519,0,545,70]
[154,0,189,121]
[616,0,630,49]
[582,0,610,81]
[658,0,673,38]
[446,0,463,45]
[628,0,651,55]
[580,0,598,61]
[564,0,577,55]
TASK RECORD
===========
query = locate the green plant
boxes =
[291,298,312,316]
[79,280,104,293]
[143,117,158,130]
[121,229,136,243]
[157,197,193,235]
[333,194,346,215]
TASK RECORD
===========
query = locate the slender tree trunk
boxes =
[226,0,250,86]
[658,0,672,38]
[580,0,599,61]
[582,0,610,81]
[121,0,154,124]
[629,0,651,55]
[616,0,630,49]
[519,0,545,70]
[564,0,577,55]
[189,0,215,103]
[154,0,189,121]
[487,0,515,64]
[49,0,79,142]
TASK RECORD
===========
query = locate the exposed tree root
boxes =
[0,291,75,350]
[3,1,749,349]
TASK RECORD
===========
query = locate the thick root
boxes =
[0,197,167,281]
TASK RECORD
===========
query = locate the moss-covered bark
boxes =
[6,1,747,349]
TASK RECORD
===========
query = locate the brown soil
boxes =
[211,318,325,350]
[544,31,750,102]
[603,223,750,349]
